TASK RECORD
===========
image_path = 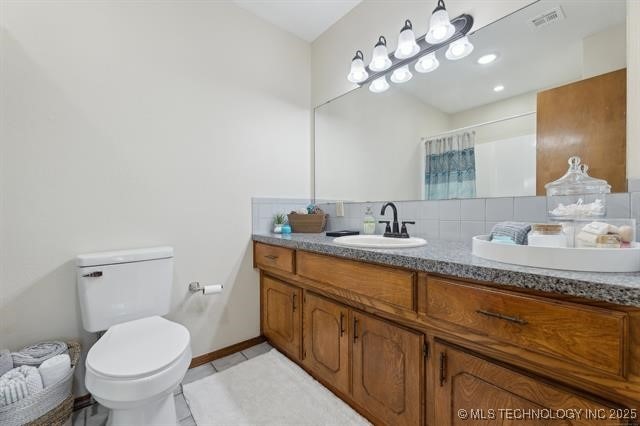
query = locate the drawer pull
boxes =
[264,254,279,261]
[439,352,447,386]
[339,312,345,336]
[292,293,297,311]
[476,309,528,325]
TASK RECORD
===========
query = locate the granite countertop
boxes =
[252,232,640,308]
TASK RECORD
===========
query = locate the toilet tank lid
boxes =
[76,246,173,267]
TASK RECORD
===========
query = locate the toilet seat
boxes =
[85,316,191,404]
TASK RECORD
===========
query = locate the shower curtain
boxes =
[424,131,476,200]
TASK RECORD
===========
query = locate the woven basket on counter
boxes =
[287,213,327,233]
[0,341,81,426]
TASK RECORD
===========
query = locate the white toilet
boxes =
[76,247,191,426]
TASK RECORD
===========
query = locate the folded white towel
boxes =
[12,341,67,367]
[38,354,71,388]
[0,365,43,407]
[0,350,12,376]
[581,222,613,235]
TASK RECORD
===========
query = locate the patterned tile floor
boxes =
[72,342,273,426]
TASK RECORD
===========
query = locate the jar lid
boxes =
[545,156,611,196]
[531,224,563,234]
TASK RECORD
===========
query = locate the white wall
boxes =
[311,0,536,107]
[583,23,626,79]
[315,87,449,201]
[628,0,640,180]
[0,0,310,391]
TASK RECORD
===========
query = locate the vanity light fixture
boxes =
[390,65,413,83]
[369,36,392,72]
[493,84,505,92]
[369,76,390,93]
[445,36,474,60]
[477,53,498,65]
[415,52,440,73]
[347,50,369,83]
[425,0,456,44]
[395,20,420,59]
[345,1,473,92]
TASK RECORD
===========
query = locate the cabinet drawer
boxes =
[426,278,628,377]
[254,243,295,273]
[297,251,415,311]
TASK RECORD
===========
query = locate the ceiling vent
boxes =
[529,6,565,29]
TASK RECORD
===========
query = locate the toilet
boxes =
[76,247,191,426]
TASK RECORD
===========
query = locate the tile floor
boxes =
[72,341,273,426]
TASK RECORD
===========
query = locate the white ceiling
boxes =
[233,0,361,42]
[393,0,627,113]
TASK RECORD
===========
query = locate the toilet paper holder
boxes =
[189,281,223,293]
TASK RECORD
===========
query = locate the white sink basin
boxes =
[333,235,427,249]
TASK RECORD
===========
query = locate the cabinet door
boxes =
[303,292,350,396]
[261,276,301,359]
[352,311,423,426]
[434,341,623,425]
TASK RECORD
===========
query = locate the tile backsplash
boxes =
[252,192,640,243]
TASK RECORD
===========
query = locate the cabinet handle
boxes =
[339,312,345,336]
[353,317,359,343]
[264,254,279,261]
[292,293,297,311]
[476,309,528,325]
[439,352,447,386]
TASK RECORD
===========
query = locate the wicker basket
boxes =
[287,213,328,233]
[0,341,80,426]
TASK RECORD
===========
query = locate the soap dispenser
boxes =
[363,206,376,235]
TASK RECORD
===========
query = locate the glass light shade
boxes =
[445,36,474,60]
[414,52,440,73]
[369,76,390,93]
[347,51,369,83]
[390,65,413,84]
[394,21,420,59]
[425,8,455,44]
[369,36,392,72]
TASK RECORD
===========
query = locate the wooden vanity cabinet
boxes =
[352,310,423,426]
[433,341,625,425]
[261,275,302,360]
[302,292,350,396]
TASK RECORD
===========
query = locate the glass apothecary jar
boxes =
[545,156,610,220]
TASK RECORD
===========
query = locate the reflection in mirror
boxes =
[315,0,627,202]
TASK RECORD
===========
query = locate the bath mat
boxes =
[182,349,369,426]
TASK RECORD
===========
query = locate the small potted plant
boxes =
[273,213,287,234]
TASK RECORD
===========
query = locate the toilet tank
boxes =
[76,246,174,332]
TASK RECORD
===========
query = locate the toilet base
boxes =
[103,391,177,426]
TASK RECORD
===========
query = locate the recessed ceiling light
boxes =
[493,85,505,92]
[477,53,498,65]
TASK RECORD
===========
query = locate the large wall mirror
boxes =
[315,0,628,202]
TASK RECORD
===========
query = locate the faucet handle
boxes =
[378,220,391,234]
[400,221,416,238]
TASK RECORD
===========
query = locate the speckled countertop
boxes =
[253,233,640,308]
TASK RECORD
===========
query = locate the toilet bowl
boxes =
[85,316,191,426]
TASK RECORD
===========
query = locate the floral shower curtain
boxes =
[424,131,476,200]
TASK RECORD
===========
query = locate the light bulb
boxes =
[477,53,497,65]
[425,0,455,44]
[445,36,474,60]
[493,85,504,92]
[347,50,369,83]
[394,20,420,59]
[390,65,413,84]
[369,76,390,93]
[415,52,440,73]
[369,36,392,72]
